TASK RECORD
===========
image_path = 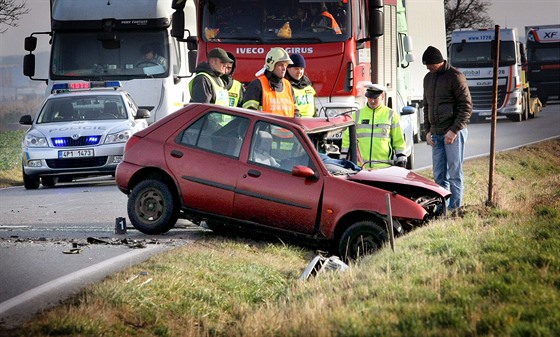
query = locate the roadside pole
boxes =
[487,25,500,207]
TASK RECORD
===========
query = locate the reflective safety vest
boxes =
[189,72,229,106]
[342,104,406,168]
[293,85,316,118]
[258,75,295,117]
[228,80,243,107]
[321,11,342,34]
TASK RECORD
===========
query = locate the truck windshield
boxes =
[450,41,517,67]
[50,30,169,80]
[526,43,560,63]
[200,0,350,43]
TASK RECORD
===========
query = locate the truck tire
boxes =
[338,220,387,261]
[522,92,529,121]
[507,113,522,122]
[127,179,179,234]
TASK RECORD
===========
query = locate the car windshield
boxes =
[37,95,128,123]
[200,0,350,43]
[50,30,169,80]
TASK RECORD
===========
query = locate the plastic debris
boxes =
[299,254,349,281]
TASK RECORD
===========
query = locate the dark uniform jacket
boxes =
[423,61,472,136]
[190,62,225,104]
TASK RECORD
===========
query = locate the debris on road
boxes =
[299,254,349,281]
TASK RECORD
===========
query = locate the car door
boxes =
[165,111,250,218]
[232,121,323,234]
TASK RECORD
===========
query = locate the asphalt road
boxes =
[0,102,558,328]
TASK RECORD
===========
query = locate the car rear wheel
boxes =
[338,220,387,261]
[127,179,179,234]
[41,176,58,187]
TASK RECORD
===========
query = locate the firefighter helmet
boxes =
[265,47,293,71]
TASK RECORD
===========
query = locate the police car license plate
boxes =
[59,149,94,158]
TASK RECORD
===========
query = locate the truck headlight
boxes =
[24,134,48,147]
[105,130,132,144]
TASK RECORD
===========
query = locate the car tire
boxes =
[338,220,387,261]
[41,176,58,187]
[127,179,179,234]
[22,166,40,190]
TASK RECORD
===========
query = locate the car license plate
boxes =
[59,149,94,158]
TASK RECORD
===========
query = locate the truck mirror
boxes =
[24,36,37,52]
[406,53,415,63]
[368,0,384,37]
[404,36,413,52]
[23,54,36,77]
[171,10,185,39]
[188,50,198,74]
[186,35,198,51]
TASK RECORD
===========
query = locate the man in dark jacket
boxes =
[189,48,233,105]
[422,46,472,214]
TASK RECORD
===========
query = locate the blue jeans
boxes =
[431,129,468,210]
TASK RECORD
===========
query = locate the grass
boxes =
[0,136,559,336]
[0,130,25,188]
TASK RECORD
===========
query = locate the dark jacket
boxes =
[423,61,472,135]
[189,62,225,103]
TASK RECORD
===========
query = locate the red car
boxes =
[116,103,450,260]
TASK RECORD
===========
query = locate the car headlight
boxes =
[105,130,132,144]
[24,134,48,147]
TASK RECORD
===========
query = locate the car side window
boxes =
[249,121,312,172]
[177,111,249,158]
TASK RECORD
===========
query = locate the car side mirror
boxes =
[292,165,317,180]
[19,115,33,125]
[401,106,416,116]
[135,109,151,119]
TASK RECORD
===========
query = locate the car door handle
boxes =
[247,169,261,177]
[170,150,183,158]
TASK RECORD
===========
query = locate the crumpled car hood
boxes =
[347,166,451,197]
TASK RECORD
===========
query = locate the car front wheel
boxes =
[338,220,388,261]
[22,166,40,190]
[127,179,179,234]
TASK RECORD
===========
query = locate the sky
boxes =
[1,0,559,58]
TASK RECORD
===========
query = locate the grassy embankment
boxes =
[0,131,559,336]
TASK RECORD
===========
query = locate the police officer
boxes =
[242,47,297,117]
[189,48,233,106]
[285,53,316,117]
[342,84,407,168]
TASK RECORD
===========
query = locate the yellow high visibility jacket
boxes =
[342,104,406,168]
[293,85,316,117]
[189,72,229,106]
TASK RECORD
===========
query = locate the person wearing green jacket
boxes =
[342,84,407,168]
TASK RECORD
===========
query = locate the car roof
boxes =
[180,103,355,134]
[46,89,126,100]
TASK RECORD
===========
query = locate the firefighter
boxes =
[342,84,407,168]
[189,48,233,106]
[242,47,298,117]
[285,53,316,117]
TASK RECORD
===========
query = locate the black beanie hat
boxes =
[422,46,444,65]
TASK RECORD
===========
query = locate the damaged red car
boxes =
[116,103,450,260]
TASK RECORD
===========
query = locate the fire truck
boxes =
[525,25,560,106]
[23,0,196,123]
[172,0,417,165]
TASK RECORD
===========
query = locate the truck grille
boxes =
[470,83,507,111]
[46,157,108,169]
[51,136,101,147]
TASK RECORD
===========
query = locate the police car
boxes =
[19,81,150,189]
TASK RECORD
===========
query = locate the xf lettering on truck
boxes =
[236,47,314,55]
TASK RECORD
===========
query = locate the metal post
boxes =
[385,194,395,252]
[487,25,500,207]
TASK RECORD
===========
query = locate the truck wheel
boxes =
[127,179,179,234]
[522,92,529,121]
[41,176,58,187]
[23,171,40,190]
[338,220,387,261]
[507,113,522,122]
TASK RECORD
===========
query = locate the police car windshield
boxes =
[37,96,128,124]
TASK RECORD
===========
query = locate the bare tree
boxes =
[444,0,493,41]
[0,0,29,33]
